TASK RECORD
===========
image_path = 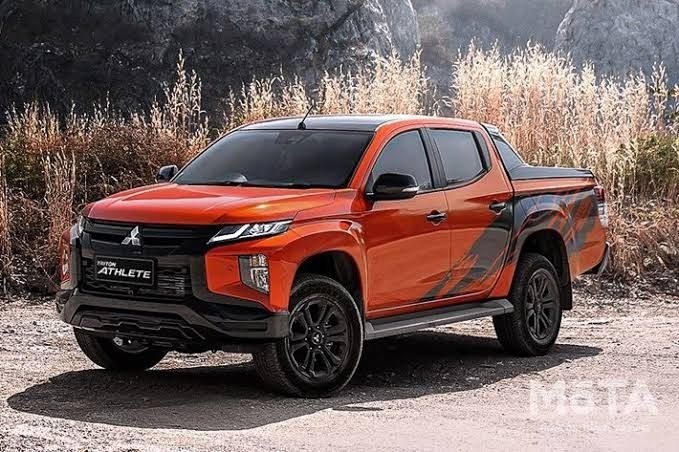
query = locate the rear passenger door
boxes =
[426,128,513,299]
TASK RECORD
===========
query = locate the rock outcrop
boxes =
[0,0,419,118]
[555,0,679,83]
[412,0,571,93]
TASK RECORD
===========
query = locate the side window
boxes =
[431,129,485,185]
[370,130,433,191]
[492,135,525,171]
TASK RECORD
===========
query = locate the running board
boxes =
[364,299,513,340]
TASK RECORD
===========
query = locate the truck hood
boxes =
[86,183,337,225]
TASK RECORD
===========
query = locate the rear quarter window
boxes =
[430,129,485,185]
[492,135,525,171]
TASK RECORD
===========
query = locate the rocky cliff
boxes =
[0,0,419,119]
[413,0,571,92]
[556,0,679,83]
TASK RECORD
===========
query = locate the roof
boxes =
[241,115,414,132]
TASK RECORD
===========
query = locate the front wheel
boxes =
[253,274,364,397]
[74,329,167,371]
[493,253,563,356]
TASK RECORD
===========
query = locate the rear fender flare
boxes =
[490,198,571,298]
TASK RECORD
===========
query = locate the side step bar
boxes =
[364,299,513,340]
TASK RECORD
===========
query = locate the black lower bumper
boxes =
[57,290,289,351]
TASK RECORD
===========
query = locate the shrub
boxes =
[0,53,211,292]
[632,135,679,199]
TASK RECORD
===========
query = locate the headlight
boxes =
[76,215,86,236]
[208,220,291,245]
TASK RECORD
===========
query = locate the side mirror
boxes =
[156,165,178,182]
[367,173,419,201]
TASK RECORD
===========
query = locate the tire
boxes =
[253,274,364,397]
[493,253,563,356]
[73,329,167,371]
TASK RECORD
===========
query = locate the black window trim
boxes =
[364,128,441,197]
[423,127,491,190]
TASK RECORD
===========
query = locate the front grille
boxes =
[81,257,192,301]
[79,219,230,301]
[83,219,224,255]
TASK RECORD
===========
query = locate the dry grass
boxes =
[226,52,429,129]
[0,47,678,290]
[318,52,429,115]
[43,150,75,282]
[0,147,10,290]
[226,75,310,129]
[451,44,678,200]
[608,202,679,278]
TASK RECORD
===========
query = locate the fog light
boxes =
[239,254,269,293]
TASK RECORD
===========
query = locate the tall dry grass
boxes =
[0,47,677,288]
[226,75,310,129]
[43,150,76,278]
[317,52,429,116]
[0,54,210,290]
[0,147,10,290]
[226,52,429,129]
[452,44,678,200]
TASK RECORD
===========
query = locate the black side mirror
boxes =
[156,165,178,182]
[367,173,419,201]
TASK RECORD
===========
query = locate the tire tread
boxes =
[493,252,562,356]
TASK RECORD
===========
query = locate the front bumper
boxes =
[57,289,288,351]
[57,220,290,351]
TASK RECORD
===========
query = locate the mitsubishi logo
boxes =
[121,226,142,247]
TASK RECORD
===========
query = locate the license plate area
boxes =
[94,256,155,287]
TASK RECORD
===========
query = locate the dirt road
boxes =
[1,290,678,451]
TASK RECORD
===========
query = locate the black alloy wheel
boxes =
[493,253,563,356]
[253,274,363,397]
[524,269,560,343]
[286,296,350,381]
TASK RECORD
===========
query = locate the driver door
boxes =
[361,130,451,314]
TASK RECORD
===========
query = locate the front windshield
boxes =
[174,129,374,188]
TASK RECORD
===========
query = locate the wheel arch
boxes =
[296,250,365,317]
[518,228,573,310]
[279,221,368,316]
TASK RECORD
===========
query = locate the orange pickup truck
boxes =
[57,115,609,396]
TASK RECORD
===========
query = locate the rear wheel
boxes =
[74,329,167,371]
[253,274,363,397]
[493,253,563,356]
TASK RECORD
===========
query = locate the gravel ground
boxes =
[1,289,678,452]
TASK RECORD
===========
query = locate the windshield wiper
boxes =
[244,181,336,189]
[197,180,245,186]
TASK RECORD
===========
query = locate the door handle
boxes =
[426,211,447,223]
[489,201,507,214]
